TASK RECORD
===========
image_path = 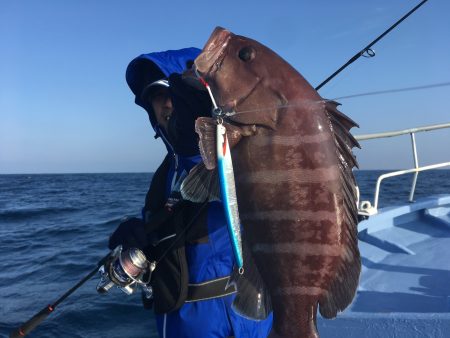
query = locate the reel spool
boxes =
[97,246,155,299]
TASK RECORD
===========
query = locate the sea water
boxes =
[1,170,449,338]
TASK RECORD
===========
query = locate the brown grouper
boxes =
[189,27,361,338]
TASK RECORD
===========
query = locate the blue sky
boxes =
[1,0,449,173]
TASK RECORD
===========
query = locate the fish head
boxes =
[194,27,293,130]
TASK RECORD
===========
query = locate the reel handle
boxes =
[10,305,54,338]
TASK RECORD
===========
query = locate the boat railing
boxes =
[355,122,450,216]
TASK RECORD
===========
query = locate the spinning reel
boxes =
[96,245,155,299]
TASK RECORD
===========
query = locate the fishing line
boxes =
[225,100,323,117]
[315,0,430,91]
[332,82,450,101]
[223,80,450,118]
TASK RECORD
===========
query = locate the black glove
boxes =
[108,217,149,250]
[168,73,212,156]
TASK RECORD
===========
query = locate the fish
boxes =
[184,27,361,338]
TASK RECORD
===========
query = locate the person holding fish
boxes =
[108,47,273,338]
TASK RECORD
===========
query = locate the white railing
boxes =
[355,122,450,216]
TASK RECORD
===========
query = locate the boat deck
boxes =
[317,195,450,337]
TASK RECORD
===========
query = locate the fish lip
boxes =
[224,117,258,132]
[222,101,237,114]
[195,27,232,76]
[225,109,277,131]
[222,77,277,130]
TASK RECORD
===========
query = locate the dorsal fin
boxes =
[326,100,359,130]
[319,100,361,318]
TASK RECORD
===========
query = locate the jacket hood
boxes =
[126,48,201,157]
[126,47,201,131]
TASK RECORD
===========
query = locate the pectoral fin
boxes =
[180,162,220,203]
[195,117,257,170]
[195,117,217,170]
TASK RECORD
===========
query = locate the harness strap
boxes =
[185,276,236,302]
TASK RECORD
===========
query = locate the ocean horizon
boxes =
[3,168,449,175]
[1,170,449,337]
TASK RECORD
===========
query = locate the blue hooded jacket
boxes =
[126,46,237,287]
[125,48,272,338]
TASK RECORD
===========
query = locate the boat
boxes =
[317,122,450,337]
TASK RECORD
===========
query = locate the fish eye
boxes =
[238,46,256,62]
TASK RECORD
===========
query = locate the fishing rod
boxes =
[10,253,110,338]
[10,200,208,337]
[315,0,429,91]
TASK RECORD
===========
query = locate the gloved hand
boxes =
[108,217,149,250]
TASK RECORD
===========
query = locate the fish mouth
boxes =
[195,27,232,76]
[181,27,232,93]
[186,70,273,131]
[223,78,279,131]
[189,26,277,131]
[225,113,267,132]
